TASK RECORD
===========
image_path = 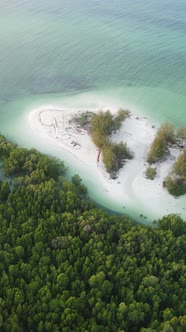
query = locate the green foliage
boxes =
[5,148,66,180]
[102,143,118,174]
[71,174,87,197]
[158,123,175,144]
[0,135,66,182]
[147,123,175,164]
[176,126,186,142]
[92,132,110,149]
[113,108,130,130]
[72,110,132,176]
[0,181,11,200]
[145,166,157,180]
[164,175,186,197]
[165,149,186,196]
[0,137,185,331]
[91,110,114,136]
[147,135,167,164]
[113,141,133,161]
[173,149,186,177]
[102,142,133,176]
[157,214,186,236]
[90,110,132,176]
[91,109,129,138]
[0,134,16,158]
[51,236,71,249]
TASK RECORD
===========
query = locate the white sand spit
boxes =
[28,105,186,222]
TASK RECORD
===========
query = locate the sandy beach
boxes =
[28,105,186,222]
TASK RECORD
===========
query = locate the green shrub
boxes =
[90,110,133,175]
[164,148,186,197]
[92,131,110,149]
[145,166,157,180]
[158,123,175,144]
[147,123,175,164]
[113,109,130,130]
[164,175,186,196]
[176,126,186,143]
[102,142,133,175]
[102,144,118,174]
[91,110,114,136]
[147,136,167,164]
[173,149,186,177]
[113,141,133,163]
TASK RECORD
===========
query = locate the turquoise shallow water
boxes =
[0,0,186,222]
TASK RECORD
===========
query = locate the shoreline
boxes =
[28,105,186,222]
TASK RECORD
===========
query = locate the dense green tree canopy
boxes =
[0,135,185,331]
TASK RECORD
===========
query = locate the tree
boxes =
[173,149,186,177]
[176,127,186,146]
[165,148,186,196]
[147,123,175,164]
[145,166,156,180]
[0,181,10,200]
[91,111,113,136]
[102,144,117,174]
[15,245,24,258]
[0,136,185,332]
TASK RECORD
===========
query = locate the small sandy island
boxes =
[28,105,186,222]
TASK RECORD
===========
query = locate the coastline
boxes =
[28,105,186,222]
